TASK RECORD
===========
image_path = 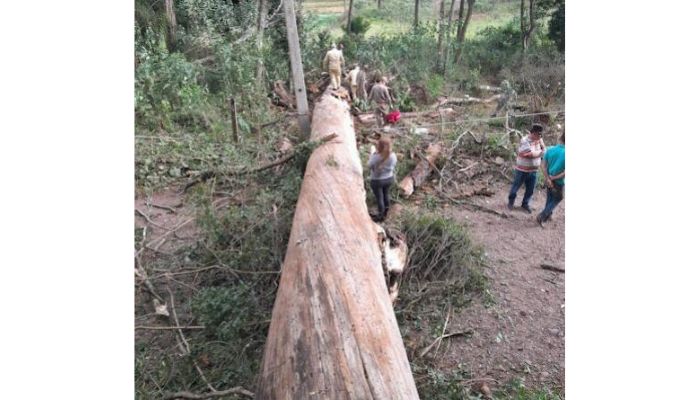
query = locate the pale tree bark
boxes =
[453,0,475,63]
[164,0,177,52]
[413,0,420,28]
[521,0,536,50]
[256,0,269,85]
[256,93,420,400]
[282,0,311,138]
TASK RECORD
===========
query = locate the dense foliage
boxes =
[135,1,565,398]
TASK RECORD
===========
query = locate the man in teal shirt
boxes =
[537,132,565,226]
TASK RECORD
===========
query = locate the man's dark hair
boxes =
[560,131,565,144]
[531,123,544,134]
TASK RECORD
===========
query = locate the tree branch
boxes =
[164,387,254,399]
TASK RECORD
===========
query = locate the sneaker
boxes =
[536,213,545,227]
[521,205,532,214]
[507,202,514,210]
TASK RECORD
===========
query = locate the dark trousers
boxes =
[508,169,537,207]
[370,177,394,216]
[539,184,564,222]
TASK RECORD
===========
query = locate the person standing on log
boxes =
[537,131,565,226]
[368,136,397,222]
[368,76,393,127]
[348,64,367,102]
[508,123,546,213]
[323,43,345,91]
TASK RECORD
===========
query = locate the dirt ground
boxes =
[437,182,565,393]
[135,153,565,397]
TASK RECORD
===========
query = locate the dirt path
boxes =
[439,182,565,392]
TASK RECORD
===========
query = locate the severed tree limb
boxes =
[541,263,565,273]
[439,191,509,218]
[135,325,204,330]
[151,202,179,213]
[135,208,170,230]
[167,285,216,393]
[164,387,254,399]
[181,134,338,193]
[418,330,472,358]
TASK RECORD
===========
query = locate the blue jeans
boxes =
[508,169,537,207]
[539,184,564,221]
[370,177,394,216]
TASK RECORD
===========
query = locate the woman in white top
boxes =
[368,136,397,222]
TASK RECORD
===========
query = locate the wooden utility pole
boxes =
[256,93,420,400]
[282,0,311,138]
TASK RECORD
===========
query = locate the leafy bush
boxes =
[394,211,487,311]
[350,16,371,36]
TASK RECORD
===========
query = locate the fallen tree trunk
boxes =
[257,94,419,399]
[399,143,443,197]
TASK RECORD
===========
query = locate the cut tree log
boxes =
[399,143,443,197]
[257,93,419,399]
[273,80,295,109]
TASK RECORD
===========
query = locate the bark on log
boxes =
[257,94,419,399]
[399,143,443,197]
[273,80,295,109]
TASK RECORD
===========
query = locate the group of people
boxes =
[365,124,565,226]
[507,123,566,226]
[322,43,565,225]
[323,43,395,127]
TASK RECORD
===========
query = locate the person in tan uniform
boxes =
[368,77,393,127]
[323,43,345,90]
[348,64,368,101]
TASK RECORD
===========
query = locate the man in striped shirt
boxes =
[507,124,545,213]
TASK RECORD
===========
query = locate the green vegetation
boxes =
[135,0,565,397]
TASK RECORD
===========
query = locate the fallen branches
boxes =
[440,191,510,218]
[399,143,442,197]
[180,134,338,193]
[419,330,473,358]
[135,325,204,330]
[164,387,254,400]
[541,263,565,273]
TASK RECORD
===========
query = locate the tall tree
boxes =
[521,0,536,50]
[548,0,564,52]
[413,0,420,28]
[347,0,354,33]
[442,0,457,74]
[453,0,475,63]
[436,0,446,72]
[282,0,311,137]
[256,0,269,85]
[164,0,177,52]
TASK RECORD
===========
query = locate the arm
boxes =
[368,153,380,169]
[540,159,552,187]
[322,53,328,70]
[517,142,539,158]
[550,170,565,181]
